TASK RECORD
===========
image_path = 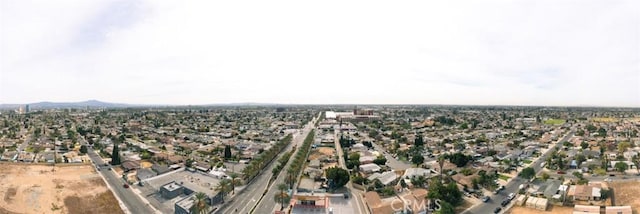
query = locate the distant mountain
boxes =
[0,100,131,109]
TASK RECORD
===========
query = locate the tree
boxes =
[79,145,88,154]
[575,154,586,168]
[438,155,446,180]
[215,179,232,202]
[189,192,210,214]
[326,167,349,190]
[615,162,628,174]
[110,143,121,165]
[373,155,387,165]
[581,141,589,149]
[274,183,290,210]
[597,127,607,137]
[224,145,232,160]
[447,152,472,167]
[427,177,463,206]
[229,173,242,194]
[414,135,424,148]
[541,172,550,181]
[412,154,425,166]
[411,175,427,188]
[519,167,535,179]
[572,171,584,180]
[435,201,455,214]
[618,142,631,154]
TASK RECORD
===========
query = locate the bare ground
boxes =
[0,163,123,214]
[609,180,640,214]
[508,205,574,214]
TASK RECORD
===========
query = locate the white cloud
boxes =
[1,0,638,106]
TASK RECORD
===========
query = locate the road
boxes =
[335,130,366,214]
[372,142,412,170]
[217,119,316,214]
[464,130,574,214]
[253,120,316,213]
[87,147,156,214]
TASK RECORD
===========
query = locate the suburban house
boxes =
[360,163,382,174]
[368,171,400,186]
[568,184,602,201]
[363,191,404,214]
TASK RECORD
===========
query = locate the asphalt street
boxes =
[87,147,155,214]
[464,130,574,214]
[253,120,315,213]
[217,119,315,214]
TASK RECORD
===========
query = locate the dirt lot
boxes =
[0,163,123,214]
[610,180,640,213]
[508,205,574,214]
[308,147,336,160]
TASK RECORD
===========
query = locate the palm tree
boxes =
[273,183,290,210]
[229,173,242,194]
[438,155,445,181]
[189,192,210,214]
[215,179,232,202]
[285,168,295,189]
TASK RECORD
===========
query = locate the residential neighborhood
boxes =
[0,105,639,214]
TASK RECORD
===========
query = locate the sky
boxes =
[1,0,639,107]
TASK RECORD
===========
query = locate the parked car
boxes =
[123,184,129,188]
[507,193,516,200]
[482,196,490,202]
[494,207,502,213]
[501,199,510,207]
[557,171,565,174]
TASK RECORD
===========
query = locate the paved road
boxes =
[372,141,412,170]
[87,148,155,214]
[253,121,316,213]
[217,119,316,214]
[17,129,30,152]
[464,130,574,214]
[335,131,366,214]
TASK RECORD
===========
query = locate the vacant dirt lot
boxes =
[508,205,574,214]
[0,163,123,214]
[610,180,640,213]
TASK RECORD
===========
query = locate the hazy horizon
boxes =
[1,0,639,107]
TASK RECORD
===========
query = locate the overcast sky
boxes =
[1,0,639,106]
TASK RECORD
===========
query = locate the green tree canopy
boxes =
[110,143,121,165]
[427,177,463,206]
[373,155,387,165]
[326,167,349,190]
[189,192,210,214]
[615,162,628,174]
[519,167,535,179]
[412,154,425,166]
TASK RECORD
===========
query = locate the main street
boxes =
[217,118,316,214]
[86,147,156,214]
[464,130,575,214]
[253,119,316,213]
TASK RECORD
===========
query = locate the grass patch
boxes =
[522,160,532,164]
[499,174,511,181]
[544,119,566,125]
